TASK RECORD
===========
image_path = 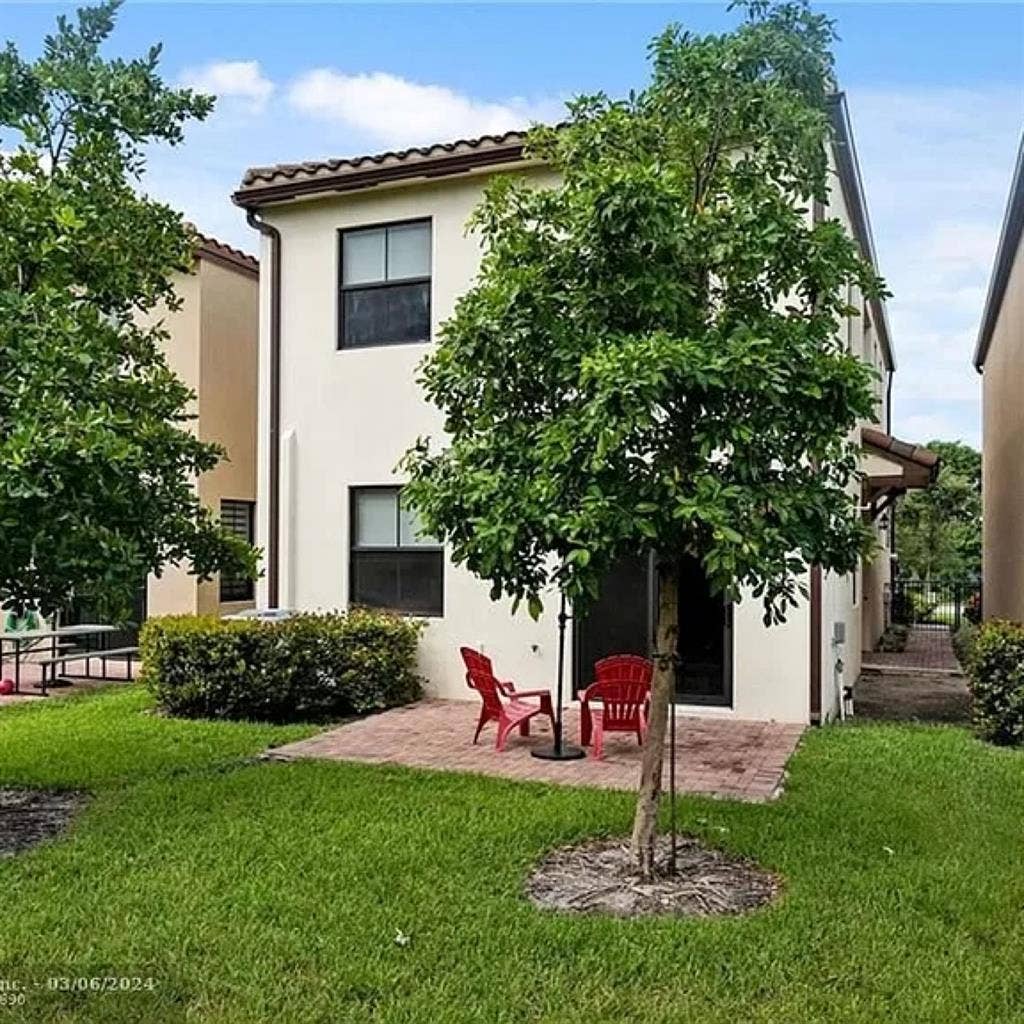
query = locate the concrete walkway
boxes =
[269,700,805,802]
[862,625,963,674]
[856,626,970,723]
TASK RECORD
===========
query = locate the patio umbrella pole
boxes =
[532,591,585,761]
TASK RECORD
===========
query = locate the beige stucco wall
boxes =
[982,231,1024,621]
[145,272,203,617]
[196,258,259,616]
[146,258,258,619]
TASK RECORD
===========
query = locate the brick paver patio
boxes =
[0,657,135,705]
[863,625,963,673]
[269,701,805,802]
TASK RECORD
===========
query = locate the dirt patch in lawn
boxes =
[526,835,780,918]
[0,788,90,857]
[855,672,971,723]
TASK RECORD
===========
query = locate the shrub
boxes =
[951,621,978,672]
[964,620,1024,746]
[964,591,982,625]
[140,610,424,723]
[875,624,909,653]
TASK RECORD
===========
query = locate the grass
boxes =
[0,686,1022,1023]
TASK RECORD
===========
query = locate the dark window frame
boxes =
[348,485,444,617]
[337,218,432,350]
[220,499,256,602]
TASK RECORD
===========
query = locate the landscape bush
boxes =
[875,624,909,653]
[951,621,978,672]
[963,620,1024,746]
[140,610,423,723]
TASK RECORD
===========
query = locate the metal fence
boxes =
[890,578,982,631]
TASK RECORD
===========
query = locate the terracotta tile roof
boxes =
[862,426,939,472]
[233,129,531,207]
[192,231,258,277]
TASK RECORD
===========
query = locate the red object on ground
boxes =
[579,654,653,759]
[0,678,14,696]
[460,647,556,752]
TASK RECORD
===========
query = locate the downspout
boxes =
[885,369,893,435]
[809,566,822,726]
[246,210,281,609]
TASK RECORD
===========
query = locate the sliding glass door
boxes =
[573,552,732,706]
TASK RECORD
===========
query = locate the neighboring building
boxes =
[233,94,931,725]
[144,234,260,619]
[974,135,1024,622]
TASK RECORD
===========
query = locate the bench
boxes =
[34,646,140,696]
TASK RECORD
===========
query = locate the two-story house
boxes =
[232,93,933,725]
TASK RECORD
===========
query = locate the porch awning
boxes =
[861,427,939,520]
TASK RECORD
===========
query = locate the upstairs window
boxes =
[350,487,443,616]
[339,220,431,348]
[220,500,255,602]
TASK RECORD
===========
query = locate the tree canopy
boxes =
[0,1,255,618]
[896,440,981,579]
[402,0,884,874]
[403,2,881,625]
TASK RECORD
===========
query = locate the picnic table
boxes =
[0,624,117,696]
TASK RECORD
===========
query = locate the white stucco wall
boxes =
[256,172,565,703]
[253,153,883,725]
[821,139,887,705]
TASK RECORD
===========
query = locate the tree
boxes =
[896,441,981,579]
[0,1,256,619]
[401,0,881,877]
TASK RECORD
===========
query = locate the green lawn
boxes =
[0,687,1022,1023]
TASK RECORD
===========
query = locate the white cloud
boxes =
[287,69,561,149]
[844,85,1023,448]
[900,411,979,447]
[180,60,275,114]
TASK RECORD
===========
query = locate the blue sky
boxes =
[4,2,1024,446]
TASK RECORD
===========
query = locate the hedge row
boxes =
[140,610,423,723]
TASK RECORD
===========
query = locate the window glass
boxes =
[343,281,429,347]
[354,490,397,547]
[397,551,444,612]
[350,487,443,616]
[220,500,255,601]
[343,229,386,285]
[340,222,431,348]
[387,221,431,280]
[399,500,435,547]
[351,552,400,611]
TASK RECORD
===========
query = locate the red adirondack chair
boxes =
[460,647,555,752]
[579,654,653,759]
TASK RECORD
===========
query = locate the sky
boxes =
[3,2,1023,448]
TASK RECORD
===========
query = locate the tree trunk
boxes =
[630,559,679,878]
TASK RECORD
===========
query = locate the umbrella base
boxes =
[531,744,586,761]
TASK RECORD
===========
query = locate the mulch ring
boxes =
[526,835,780,918]
[0,788,90,858]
